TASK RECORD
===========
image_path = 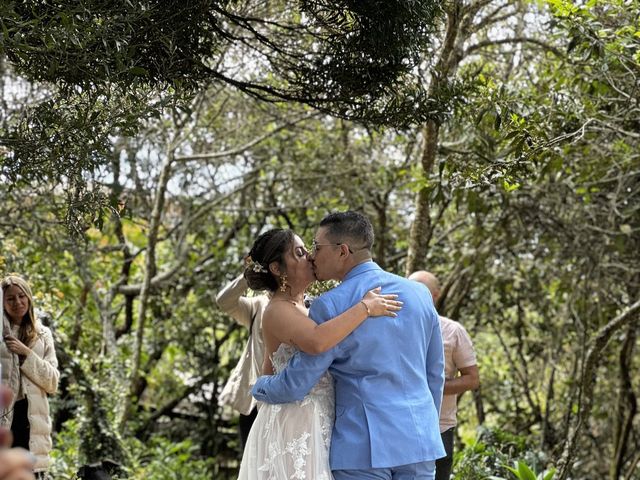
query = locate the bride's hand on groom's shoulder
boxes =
[362,287,403,318]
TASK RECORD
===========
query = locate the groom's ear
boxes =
[339,244,350,257]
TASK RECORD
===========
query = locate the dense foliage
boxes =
[1,0,639,479]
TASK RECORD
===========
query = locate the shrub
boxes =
[453,427,553,480]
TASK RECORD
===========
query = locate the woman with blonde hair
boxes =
[1,275,59,479]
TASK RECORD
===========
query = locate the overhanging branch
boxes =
[465,36,564,58]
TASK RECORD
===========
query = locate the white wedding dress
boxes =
[238,343,335,480]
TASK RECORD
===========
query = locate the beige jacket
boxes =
[216,275,268,415]
[1,317,60,472]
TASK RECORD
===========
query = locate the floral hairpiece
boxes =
[246,256,268,274]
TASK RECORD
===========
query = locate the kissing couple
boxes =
[237,211,445,480]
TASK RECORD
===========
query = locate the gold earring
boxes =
[279,273,288,292]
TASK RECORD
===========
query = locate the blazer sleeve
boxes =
[20,327,60,394]
[252,297,339,404]
[215,275,255,329]
[426,311,445,415]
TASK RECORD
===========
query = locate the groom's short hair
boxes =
[320,211,374,250]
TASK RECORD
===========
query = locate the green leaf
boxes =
[129,66,148,76]
[620,224,632,235]
[517,461,538,480]
[476,106,489,125]
[505,465,520,477]
[541,468,556,480]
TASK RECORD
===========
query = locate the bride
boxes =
[237,228,401,480]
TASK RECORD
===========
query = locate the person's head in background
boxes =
[2,274,37,346]
[408,270,441,305]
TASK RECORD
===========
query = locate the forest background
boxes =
[0,1,639,479]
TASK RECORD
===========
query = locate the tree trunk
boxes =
[557,299,640,480]
[372,191,389,269]
[609,324,637,480]
[118,153,173,431]
[541,354,558,451]
[406,121,439,274]
[473,388,486,425]
[405,0,464,275]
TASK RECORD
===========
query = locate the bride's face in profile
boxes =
[282,235,315,288]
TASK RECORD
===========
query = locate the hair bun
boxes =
[244,267,276,292]
[243,229,294,292]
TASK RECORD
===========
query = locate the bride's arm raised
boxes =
[262,287,402,356]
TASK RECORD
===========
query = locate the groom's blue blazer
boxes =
[252,261,446,470]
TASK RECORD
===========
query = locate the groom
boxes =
[252,211,445,479]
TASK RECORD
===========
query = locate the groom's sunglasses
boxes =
[311,240,354,255]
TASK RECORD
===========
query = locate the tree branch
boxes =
[175,112,318,161]
[465,36,564,58]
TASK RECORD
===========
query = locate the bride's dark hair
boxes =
[244,229,295,292]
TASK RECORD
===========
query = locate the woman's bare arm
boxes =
[263,288,401,355]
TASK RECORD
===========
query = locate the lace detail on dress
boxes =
[270,343,296,373]
[271,344,334,400]
[238,344,335,480]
